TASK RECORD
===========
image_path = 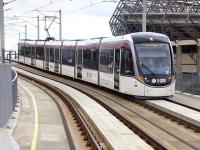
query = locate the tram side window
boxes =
[21,46,25,56]
[62,49,75,66]
[36,47,44,60]
[25,46,31,57]
[28,47,31,57]
[18,46,22,56]
[100,49,114,74]
[50,48,54,63]
[31,47,35,59]
[77,49,82,66]
[55,48,60,63]
[121,49,134,75]
[45,48,49,61]
[83,49,98,70]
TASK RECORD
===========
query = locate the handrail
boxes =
[11,69,17,84]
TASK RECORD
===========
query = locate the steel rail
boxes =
[18,72,102,150]
[164,98,200,112]
[12,62,200,149]
[12,61,200,133]
[13,63,169,150]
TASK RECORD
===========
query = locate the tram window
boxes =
[55,49,60,63]
[121,49,134,75]
[45,48,49,61]
[36,47,44,60]
[62,49,75,66]
[24,47,27,57]
[77,49,82,66]
[100,49,114,74]
[18,48,21,55]
[18,46,22,56]
[28,47,31,57]
[25,47,31,57]
[21,46,25,56]
[50,48,54,62]
[31,47,35,59]
[83,49,98,70]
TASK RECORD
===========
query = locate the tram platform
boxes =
[8,66,200,149]
[0,129,19,150]
[173,92,200,110]
[13,67,153,150]
[12,78,70,150]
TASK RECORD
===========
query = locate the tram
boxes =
[18,32,175,98]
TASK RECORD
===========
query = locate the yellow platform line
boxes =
[19,82,39,150]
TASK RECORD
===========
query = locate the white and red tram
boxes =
[18,32,175,98]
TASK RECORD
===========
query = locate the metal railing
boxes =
[11,69,18,111]
[176,72,200,95]
[0,64,18,127]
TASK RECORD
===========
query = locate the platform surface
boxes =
[13,67,153,150]
[172,92,200,110]
[13,78,70,150]
[0,129,19,150]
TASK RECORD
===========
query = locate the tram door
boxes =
[45,48,49,70]
[76,49,82,79]
[55,48,60,73]
[114,49,120,90]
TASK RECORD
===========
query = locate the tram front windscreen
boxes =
[135,42,173,86]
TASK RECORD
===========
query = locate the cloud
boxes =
[62,14,113,39]
[4,0,117,50]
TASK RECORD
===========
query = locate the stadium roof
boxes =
[109,0,200,40]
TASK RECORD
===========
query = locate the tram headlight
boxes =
[172,75,176,81]
[139,75,144,82]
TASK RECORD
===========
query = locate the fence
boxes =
[176,72,200,95]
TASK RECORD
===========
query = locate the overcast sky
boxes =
[4,0,118,50]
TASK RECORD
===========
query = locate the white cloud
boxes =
[4,0,118,50]
[62,14,113,39]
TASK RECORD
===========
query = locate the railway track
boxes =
[19,74,102,150]
[164,98,200,112]
[13,62,200,150]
